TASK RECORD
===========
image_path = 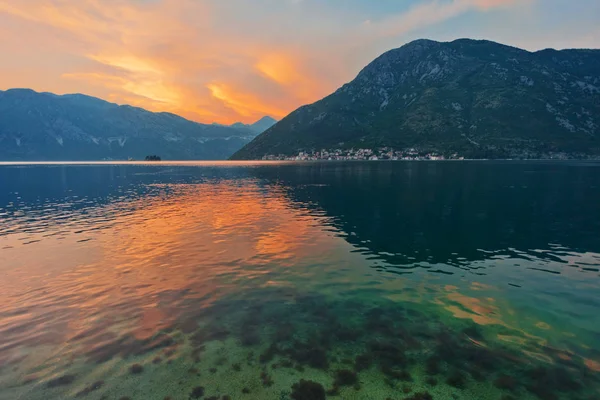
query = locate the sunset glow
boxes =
[1,0,598,124]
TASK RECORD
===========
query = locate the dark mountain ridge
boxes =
[232,38,600,160]
[0,88,258,161]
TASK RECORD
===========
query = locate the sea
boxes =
[0,161,599,400]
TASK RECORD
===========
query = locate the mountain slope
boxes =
[232,39,600,160]
[0,89,257,161]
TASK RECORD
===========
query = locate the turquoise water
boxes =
[0,161,599,400]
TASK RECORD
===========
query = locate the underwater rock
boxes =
[365,308,396,336]
[129,364,144,374]
[525,383,559,400]
[288,345,329,369]
[462,325,484,341]
[272,322,295,343]
[190,386,205,399]
[461,345,497,371]
[326,385,340,396]
[383,377,395,388]
[397,370,413,382]
[137,333,176,355]
[242,387,251,394]
[240,329,260,346]
[334,369,358,387]
[191,348,202,363]
[215,355,228,366]
[381,366,412,382]
[331,323,362,342]
[291,379,326,400]
[222,396,232,400]
[22,375,38,385]
[232,363,241,371]
[467,366,486,382]
[354,354,372,372]
[494,374,517,391]
[396,326,423,350]
[425,357,441,375]
[526,366,582,392]
[425,377,438,386]
[370,340,408,372]
[76,380,104,397]
[402,384,413,393]
[47,374,77,388]
[192,327,230,345]
[259,343,278,364]
[164,347,178,358]
[524,365,585,400]
[261,371,274,387]
[446,370,467,389]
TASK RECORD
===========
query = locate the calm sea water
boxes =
[1,161,599,400]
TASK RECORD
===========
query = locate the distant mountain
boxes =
[247,116,278,134]
[217,116,277,135]
[0,89,257,161]
[232,39,600,160]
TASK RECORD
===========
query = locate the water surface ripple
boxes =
[0,161,599,400]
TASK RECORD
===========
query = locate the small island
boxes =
[144,155,162,161]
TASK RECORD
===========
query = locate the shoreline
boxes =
[2,158,600,166]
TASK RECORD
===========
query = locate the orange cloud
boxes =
[0,0,541,125]
[207,83,288,119]
[256,53,302,86]
[255,52,322,104]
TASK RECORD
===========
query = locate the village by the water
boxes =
[262,148,464,161]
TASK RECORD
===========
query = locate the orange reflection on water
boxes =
[436,288,501,326]
[585,358,600,372]
[0,180,333,367]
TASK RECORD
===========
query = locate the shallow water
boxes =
[0,161,599,400]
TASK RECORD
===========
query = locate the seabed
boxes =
[3,285,599,400]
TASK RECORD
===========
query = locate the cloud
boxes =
[367,0,523,39]
[0,0,593,125]
[206,83,288,118]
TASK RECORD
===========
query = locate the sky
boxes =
[0,0,598,125]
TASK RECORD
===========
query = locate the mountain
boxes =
[0,89,257,161]
[222,116,277,134]
[232,39,600,160]
[248,116,278,134]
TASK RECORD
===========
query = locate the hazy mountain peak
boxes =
[224,116,278,134]
[254,116,277,124]
[250,116,277,132]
